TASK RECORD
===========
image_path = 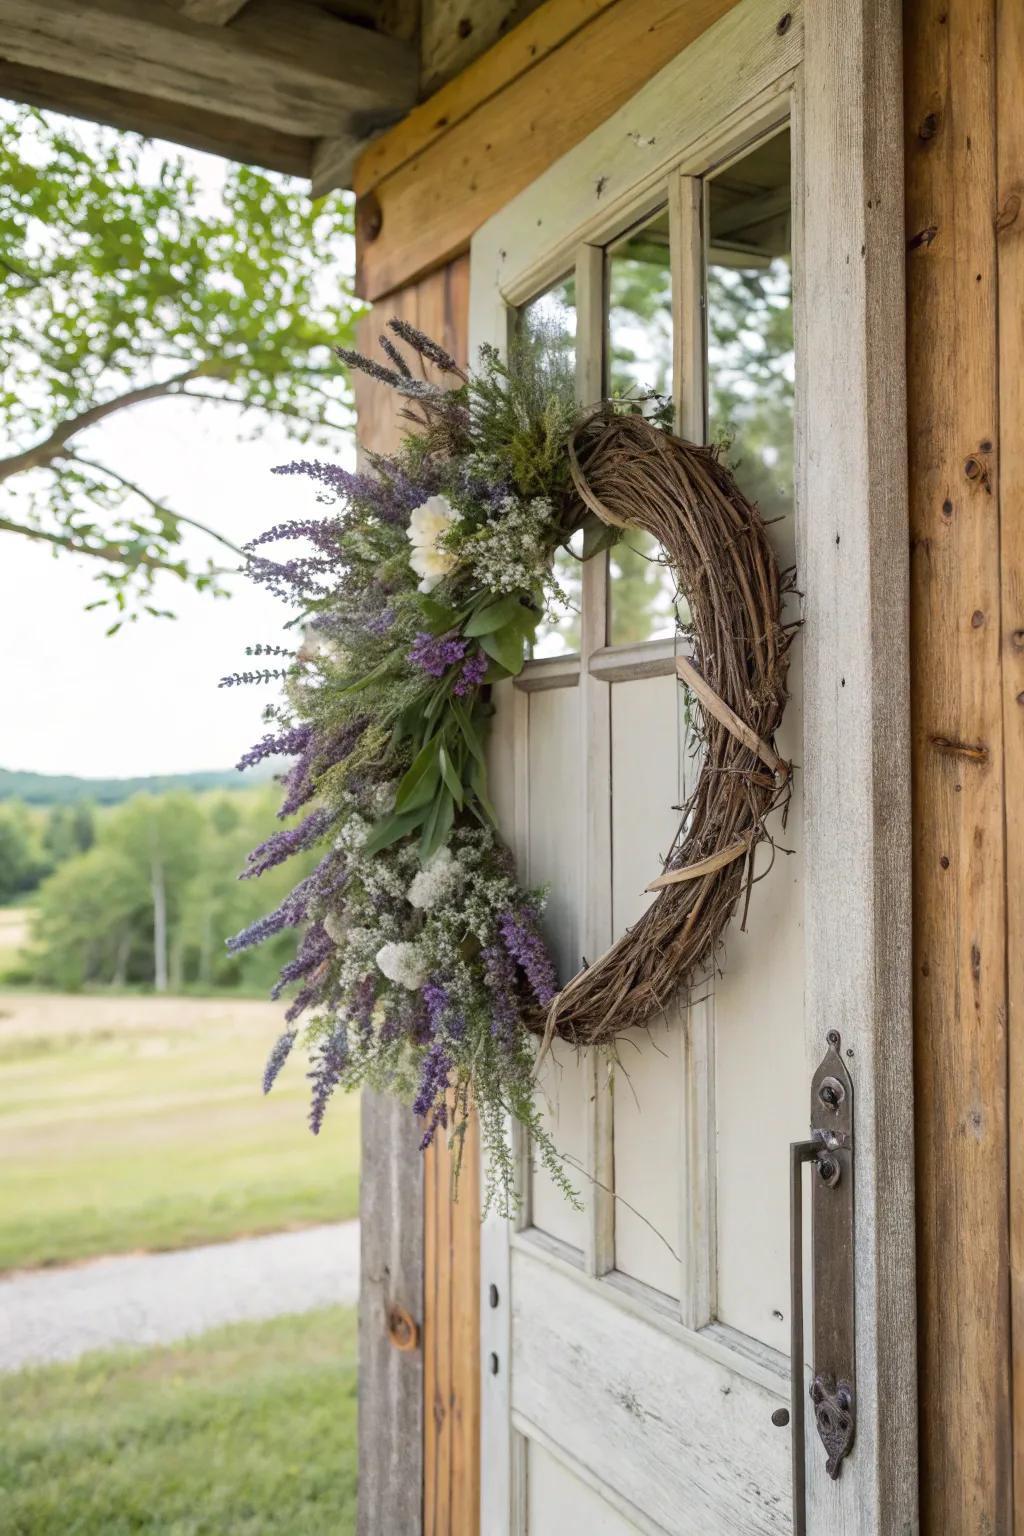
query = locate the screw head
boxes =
[771,1407,790,1427]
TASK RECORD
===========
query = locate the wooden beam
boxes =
[176,0,249,23]
[420,0,548,95]
[357,1090,424,1536]
[352,0,619,197]
[0,0,417,141]
[904,0,1012,1529]
[353,0,742,301]
[997,0,1024,1523]
[0,58,313,176]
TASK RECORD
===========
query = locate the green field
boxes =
[0,1307,357,1536]
[0,992,360,1273]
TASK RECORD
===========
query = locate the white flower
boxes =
[407,494,459,593]
[324,911,347,945]
[408,846,460,910]
[375,940,427,990]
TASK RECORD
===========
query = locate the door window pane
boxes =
[606,209,679,646]
[519,280,581,659]
[706,129,794,529]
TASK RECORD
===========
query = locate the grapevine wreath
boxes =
[227,319,795,1207]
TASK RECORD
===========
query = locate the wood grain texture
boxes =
[800,1,917,1529]
[354,0,620,195]
[177,0,249,23]
[997,2,1024,1526]
[420,0,548,94]
[904,0,1012,1529]
[357,1089,425,1536]
[0,0,417,140]
[354,0,743,300]
[0,58,313,176]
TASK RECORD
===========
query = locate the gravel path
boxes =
[0,1220,360,1372]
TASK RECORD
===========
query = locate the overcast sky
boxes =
[1,136,355,780]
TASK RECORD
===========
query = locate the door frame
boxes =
[472,0,915,1531]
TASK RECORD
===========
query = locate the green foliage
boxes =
[0,763,260,805]
[0,1308,357,1535]
[0,804,49,903]
[0,105,359,620]
[24,785,314,993]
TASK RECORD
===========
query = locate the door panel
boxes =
[474,2,915,1531]
[511,1250,790,1534]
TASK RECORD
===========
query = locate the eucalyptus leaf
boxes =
[464,595,536,638]
[438,743,464,808]
[419,787,455,864]
[480,626,526,676]
[394,737,441,811]
[362,806,428,858]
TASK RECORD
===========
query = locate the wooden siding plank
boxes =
[354,0,743,301]
[904,0,1012,1530]
[353,0,620,196]
[997,0,1024,1525]
[357,1090,424,1536]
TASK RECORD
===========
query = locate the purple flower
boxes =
[276,718,367,820]
[423,978,466,1041]
[227,875,316,955]
[262,1028,297,1094]
[499,908,559,1007]
[454,649,488,697]
[366,607,396,637]
[241,807,334,881]
[237,723,312,772]
[271,921,333,1002]
[408,630,467,679]
[413,1040,453,1148]
[272,458,437,529]
[308,1025,348,1135]
[482,942,521,1044]
[245,518,343,553]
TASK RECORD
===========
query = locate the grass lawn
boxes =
[0,1307,357,1536]
[0,992,360,1273]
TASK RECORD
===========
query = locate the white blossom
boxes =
[407,494,460,593]
[375,940,427,990]
[408,846,460,910]
[324,911,348,946]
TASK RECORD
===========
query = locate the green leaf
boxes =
[580,511,621,560]
[480,626,526,676]
[362,806,427,858]
[451,699,486,765]
[438,743,464,808]
[467,754,498,825]
[394,737,441,812]
[417,597,463,635]
[464,596,536,638]
[419,788,455,864]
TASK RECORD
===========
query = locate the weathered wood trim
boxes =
[357,1089,424,1536]
[0,58,313,177]
[904,0,1012,1529]
[0,0,417,142]
[799,1,916,1529]
[354,0,744,301]
[998,1,1024,1525]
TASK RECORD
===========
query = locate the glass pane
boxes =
[706,129,794,529]
[518,278,581,659]
[606,209,678,646]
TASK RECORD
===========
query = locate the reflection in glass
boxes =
[606,209,678,645]
[706,129,794,531]
[518,279,580,658]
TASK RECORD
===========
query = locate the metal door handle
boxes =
[786,1031,856,1534]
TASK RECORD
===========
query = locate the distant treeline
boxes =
[1,786,312,997]
[0,765,266,807]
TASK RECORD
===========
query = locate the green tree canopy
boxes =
[0,107,358,626]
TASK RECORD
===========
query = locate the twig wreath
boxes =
[228,319,794,1209]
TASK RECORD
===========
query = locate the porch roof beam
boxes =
[0,0,418,145]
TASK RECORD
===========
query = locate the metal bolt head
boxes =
[771,1407,790,1427]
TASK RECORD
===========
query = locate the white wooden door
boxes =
[474,3,916,1534]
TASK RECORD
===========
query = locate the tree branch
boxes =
[67,452,247,560]
[0,514,188,576]
[0,366,205,483]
